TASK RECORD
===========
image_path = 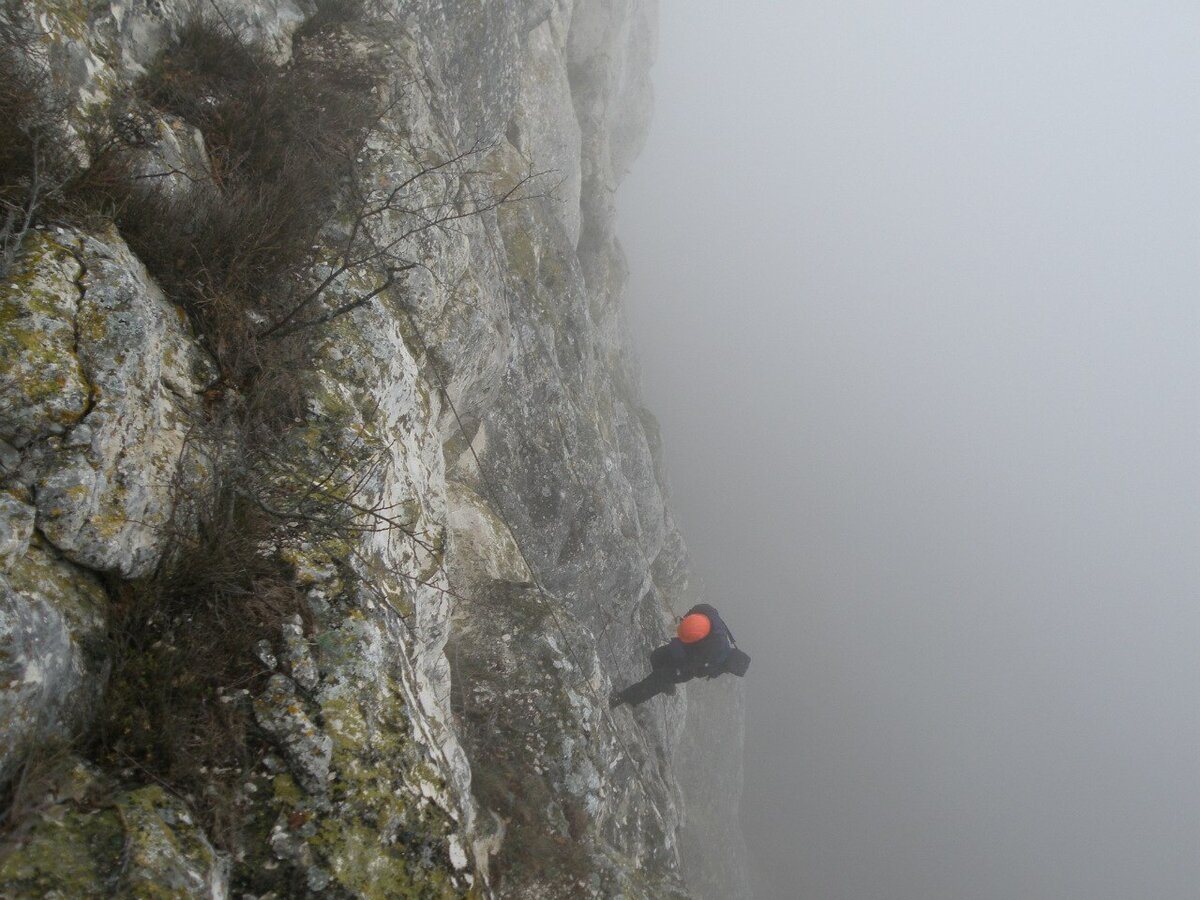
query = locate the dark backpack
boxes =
[723,648,751,677]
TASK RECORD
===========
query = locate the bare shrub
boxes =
[0,744,79,853]
[78,21,417,837]
[2,5,546,856]
[105,18,378,384]
[0,3,75,276]
[88,465,309,848]
[118,15,552,367]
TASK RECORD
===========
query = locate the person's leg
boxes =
[614,669,675,706]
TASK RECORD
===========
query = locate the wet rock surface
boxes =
[0,1,750,898]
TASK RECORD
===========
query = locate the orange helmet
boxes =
[677,613,712,644]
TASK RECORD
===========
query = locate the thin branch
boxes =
[260,264,413,340]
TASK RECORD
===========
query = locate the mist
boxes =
[618,2,1200,899]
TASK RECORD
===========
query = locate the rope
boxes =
[400,304,676,829]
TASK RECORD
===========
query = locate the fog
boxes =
[618,2,1200,898]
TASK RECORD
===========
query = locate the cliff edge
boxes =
[0,2,749,897]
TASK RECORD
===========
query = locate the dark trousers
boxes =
[617,645,690,706]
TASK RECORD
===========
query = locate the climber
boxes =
[609,603,750,708]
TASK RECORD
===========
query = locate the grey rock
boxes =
[127,113,213,197]
[254,674,333,795]
[0,439,19,475]
[281,617,319,693]
[255,639,279,671]
[0,542,108,785]
[0,494,35,567]
[0,233,89,449]
[32,229,209,578]
[512,15,585,246]
[0,3,750,898]
[404,0,527,142]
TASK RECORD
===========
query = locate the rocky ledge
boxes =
[0,1,749,898]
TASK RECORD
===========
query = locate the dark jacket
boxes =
[657,603,734,680]
[614,603,748,707]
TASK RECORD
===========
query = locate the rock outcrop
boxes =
[0,1,750,898]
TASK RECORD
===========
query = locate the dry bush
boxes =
[80,20,404,840]
[111,17,378,384]
[0,3,75,276]
[0,4,151,273]
[119,15,551,371]
[88,469,309,848]
[0,745,79,853]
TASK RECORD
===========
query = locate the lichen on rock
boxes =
[32,228,211,579]
[0,762,228,899]
[0,539,108,786]
[0,231,91,449]
[0,1,750,898]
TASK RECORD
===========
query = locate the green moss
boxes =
[415,526,447,583]
[312,819,455,900]
[0,805,124,898]
[0,232,91,430]
[31,0,90,43]
[413,377,433,422]
[0,777,220,899]
[255,683,466,898]
[118,786,221,899]
[6,537,107,642]
[278,542,344,594]
[272,772,304,806]
[309,379,357,423]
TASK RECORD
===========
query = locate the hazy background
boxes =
[618,2,1200,898]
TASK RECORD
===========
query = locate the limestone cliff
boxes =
[0,2,749,898]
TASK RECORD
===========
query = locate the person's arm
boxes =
[651,639,688,675]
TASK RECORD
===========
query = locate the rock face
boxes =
[0,225,206,784]
[4,229,212,579]
[0,762,229,898]
[0,2,750,899]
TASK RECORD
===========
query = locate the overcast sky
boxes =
[618,2,1200,898]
